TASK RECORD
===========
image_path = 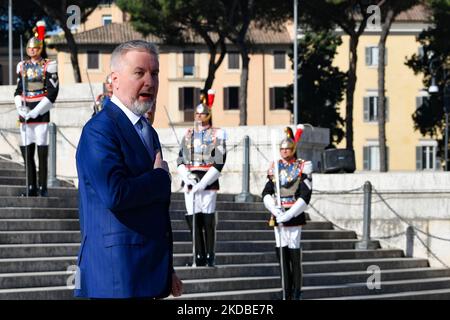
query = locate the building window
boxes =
[363,145,389,171]
[416,145,437,170]
[183,51,195,76]
[178,87,201,110]
[365,46,387,66]
[224,87,239,110]
[270,87,288,110]
[87,51,99,69]
[102,15,112,26]
[228,52,240,69]
[274,51,286,69]
[363,96,389,122]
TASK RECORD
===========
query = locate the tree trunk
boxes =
[345,35,358,151]
[61,23,82,83]
[239,44,249,126]
[377,8,395,172]
[203,38,226,92]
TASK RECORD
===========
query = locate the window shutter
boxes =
[416,97,423,109]
[385,97,389,122]
[269,87,275,110]
[236,87,240,110]
[223,87,229,110]
[178,87,184,111]
[363,147,370,170]
[416,146,422,170]
[194,88,201,107]
[386,146,389,171]
[365,47,371,65]
[363,97,370,122]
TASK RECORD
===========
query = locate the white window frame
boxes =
[417,140,438,171]
[102,15,112,26]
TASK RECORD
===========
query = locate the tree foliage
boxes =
[287,28,347,146]
[406,0,450,161]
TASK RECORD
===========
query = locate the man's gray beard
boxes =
[129,99,155,116]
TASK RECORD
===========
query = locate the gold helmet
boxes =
[280,124,305,150]
[194,89,215,121]
[26,21,46,55]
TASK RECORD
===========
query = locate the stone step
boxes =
[0,286,75,300]
[170,201,266,211]
[170,288,281,300]
[182,276,279,294]
[0,208,311,222]
[0,208,79,219]
[0,219,80,231]
[0,241,375,259]
[0,271,73,290]
[170,220,331,231]
[328,288,450,300]
[304,267,450,286]
[0,197,78,208]
[304,277,450,299]
[0,244,79,258]
[0,169,25,177]
[0,231,80,244]
[0,185,78,197]
[0,257,76,273]
[174,263,280,280]
[172,230,356,242]
[174,239,364,252]
[302,258,429,274]
[0,161,23,171]
[0,177,74,187]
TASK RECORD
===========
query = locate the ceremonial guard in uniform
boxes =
[262,125,313,300]
[14,21,59,197]
[177,90,227,267]
[92,74,113,116]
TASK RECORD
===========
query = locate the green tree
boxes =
[299,0,384,150]
[376,0,420,172]
[117,0,228,93]
[118,0,291,125]
[406,0,450,168]
[220,0,291,125]
[32,0,98,83]
[286,29,347,146]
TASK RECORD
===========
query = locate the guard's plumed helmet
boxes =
[26,21,46,55]
[195,89,215,121]
[280,124,304,150]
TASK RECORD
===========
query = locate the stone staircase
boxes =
[1,156,450,300]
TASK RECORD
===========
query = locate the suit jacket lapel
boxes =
[105,101,153,165]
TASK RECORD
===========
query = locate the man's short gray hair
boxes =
[110,40,159,71]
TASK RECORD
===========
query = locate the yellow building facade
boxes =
[50,3,434,172]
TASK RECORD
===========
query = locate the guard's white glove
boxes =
[191,167,220,194]
[263,195,284,217]
[276,198,308,224]
[177,164,198,192]
[27,97,53,119]
[17,107,29,119]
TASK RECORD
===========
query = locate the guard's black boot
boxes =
[206,253,215,267]
[37,145,48,197]
[20,144,37,197]
[203,213,216,267]
[289,248,303,300]
[185,213,206,266]
[275,246,292,300]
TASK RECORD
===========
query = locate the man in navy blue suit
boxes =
[75,40,183,299]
